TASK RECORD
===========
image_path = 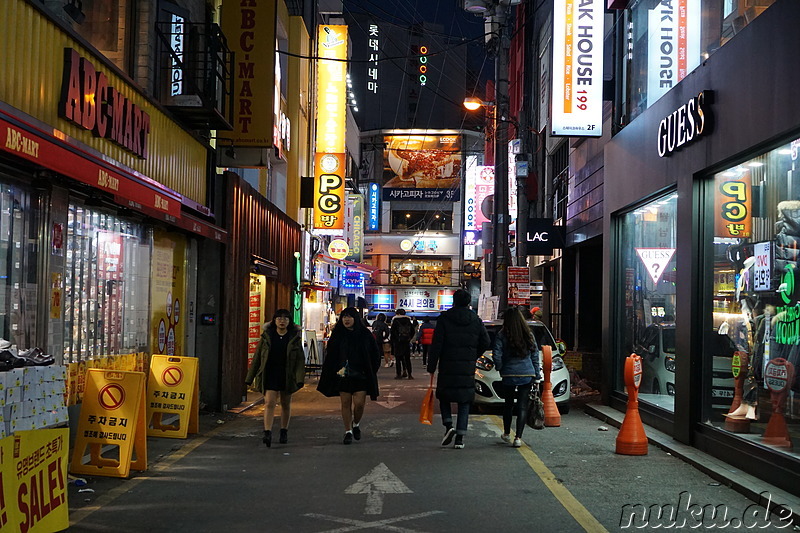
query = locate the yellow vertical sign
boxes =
[313,24,348,233]
[150,230,187,356]
[146,355,199,439]
[0,429,70,533]
[70,370,147,479]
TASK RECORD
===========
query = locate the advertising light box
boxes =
[551,0,605,137]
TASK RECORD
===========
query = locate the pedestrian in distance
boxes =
[372,312,393,368]
[492,306,541,447]
[390,308,416,379]
[426,289,490,449]
[410,316,420,355]
[317,307,381,445]
[245,309,306,448]
[417,317,435,366]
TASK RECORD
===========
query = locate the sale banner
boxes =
[1,429,70,533]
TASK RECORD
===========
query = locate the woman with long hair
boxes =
[492,307,541,447]
[245,309,306,447]
[318,307,381,444]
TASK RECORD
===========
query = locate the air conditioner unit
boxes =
[464,0,489,13]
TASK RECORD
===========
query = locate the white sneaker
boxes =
[512,438,522,448]
[384,363,390,367]
[0,339,11,350]
[501,434,512,443]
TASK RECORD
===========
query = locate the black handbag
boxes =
[526,382,545,430]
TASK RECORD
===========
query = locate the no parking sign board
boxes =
[146,355,199,439]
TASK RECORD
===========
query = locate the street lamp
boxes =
[462,97,492,111]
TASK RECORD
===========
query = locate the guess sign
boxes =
[59,48,151,159]
[764,359,790,393]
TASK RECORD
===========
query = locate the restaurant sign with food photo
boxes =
[382,134,461,201]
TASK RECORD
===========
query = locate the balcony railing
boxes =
[155,20,234,131]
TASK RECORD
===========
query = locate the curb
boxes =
[583,403,800,525]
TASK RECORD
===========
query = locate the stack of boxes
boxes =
[0,365,68,437]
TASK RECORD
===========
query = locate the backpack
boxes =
[395,319,413,342]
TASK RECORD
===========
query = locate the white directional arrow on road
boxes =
[345,463,412,515]
[374,393,405,409]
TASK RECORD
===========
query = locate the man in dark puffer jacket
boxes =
[426,289,490,449]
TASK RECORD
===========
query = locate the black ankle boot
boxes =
[279,428,288,444]
[263,430,272,447]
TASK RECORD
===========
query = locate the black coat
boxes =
[317,327,381,400]
[426,306,490,404]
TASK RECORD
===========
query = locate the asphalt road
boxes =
[65,367,796,532]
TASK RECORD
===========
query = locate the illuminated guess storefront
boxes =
[604,1,800,493]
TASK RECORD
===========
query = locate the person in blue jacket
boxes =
[492,307,541,447]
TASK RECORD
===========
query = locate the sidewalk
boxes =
[585,403,800,524]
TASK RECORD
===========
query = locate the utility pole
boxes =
[491,1,511,312]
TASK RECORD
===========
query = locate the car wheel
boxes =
[653,379,661,395]
[557,402,570,415]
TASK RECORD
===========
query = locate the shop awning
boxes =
[315,254,378,275]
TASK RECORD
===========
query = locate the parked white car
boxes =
[474,320,571,414]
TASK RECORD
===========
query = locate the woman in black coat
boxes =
[318,307,381,444]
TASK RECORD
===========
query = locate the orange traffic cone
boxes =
[541,345,561,427]
[761,359,794,449]
[616,354,648,455]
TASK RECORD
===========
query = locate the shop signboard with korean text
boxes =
[313,25,348,234]
[508,267,531,306]
[714,171,752,238]
[0,429,69,533]
[70,369,147,478]
[382,134,461,201]
[395,288,456,311]
[551,0,604,137]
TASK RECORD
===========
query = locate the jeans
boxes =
[503,383,533,438]
[440,400,471,436]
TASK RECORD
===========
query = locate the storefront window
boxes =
[390,258,451,286]
[622,0,776,123]
[391,210,452,231]
[0,184,39,349]
[615,192,678,411]
[705,139,800,457]
[64,205,150,362]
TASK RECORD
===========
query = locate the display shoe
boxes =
[20,348,53,366]
[0,349,25,368]
[0,338,11,350]
[725,403,750,419]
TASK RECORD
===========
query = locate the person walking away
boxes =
[372,313,393,368]
[411,317,420,355]
[426,290,490,449]
[245,309,306,447]
[492,307,541,447]
[390,309,416,379]
[418,317,435,366]
[317,307,381,444]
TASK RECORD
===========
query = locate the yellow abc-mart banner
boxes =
[0,428,69,533]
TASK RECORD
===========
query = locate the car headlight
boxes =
[476,355,494,371]
[551,356,565,372]
[665,356,675,372]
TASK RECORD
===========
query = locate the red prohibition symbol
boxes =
[162,366,184,387]
[98,383,126,410]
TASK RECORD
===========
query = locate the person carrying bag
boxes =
[419,374,435,425]
[492,307,541,447]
